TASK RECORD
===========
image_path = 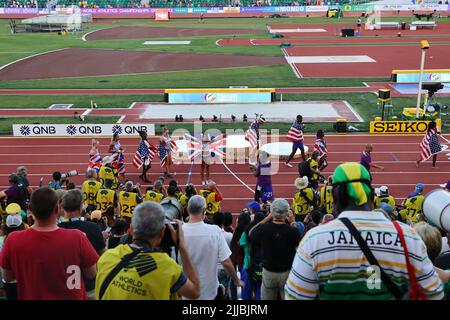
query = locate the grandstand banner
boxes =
[305,5,329,12]
[369,120,441,134]
[13,123,155,137]
[341,4,374,12]
[155,9,169,21]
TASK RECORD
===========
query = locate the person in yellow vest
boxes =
[199,180,223,219]
[144,180,166,203]
[119,181,143,223]
[82,169,102,213]
[98,156,119,190]
[399,183,425,224]
[375,185,396,211]
[96,180,118,221]
[319,177,334,215]
[292,176,316,222]
[95,201,200,300]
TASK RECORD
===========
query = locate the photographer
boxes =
[95,180,118,223]
[98,156,119,190]
[144,179,166,203]
[95,202,200,300]
[48,171,65,190]
[118,181,143,224]
[82,169,102,213]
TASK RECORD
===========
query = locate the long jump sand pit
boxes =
[0,48,284,81]
[283,44,450,78]
[138,101,363,122]
[85,26,264,41]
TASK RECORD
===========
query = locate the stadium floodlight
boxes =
[416,40,430,118]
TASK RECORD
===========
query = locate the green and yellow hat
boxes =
[332,162,372,207]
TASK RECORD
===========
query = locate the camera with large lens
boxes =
[422,189,450,232]
[160,197,183,255]
[61,170,78,179]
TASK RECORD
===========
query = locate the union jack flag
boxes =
[88,152,102,172]
[111,151,126,175]
[419,128,442,161]
[313,138,328,160]
[133,140,156,169]
[185,133,227,160]
[287,121,304,142]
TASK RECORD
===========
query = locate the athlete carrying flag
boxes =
[416,120,443,169]
[185,133,226,185]
[133,131,157,183]
[245,114,265,164]
[285,114,306,167]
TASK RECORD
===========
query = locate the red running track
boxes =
[0,134,448,215]
[283,44,450,78]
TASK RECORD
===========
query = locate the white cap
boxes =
[374,188,381,197]
[379,186,388,195]
[6,214,23,228]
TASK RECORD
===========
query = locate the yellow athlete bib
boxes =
[144,191,164,203]
[320,186,334,215]
[119,191,138,218]
[199,190,220,214]
[98,165,119,190]
[82,180,102,206]
[96,188,115,214]
[292,188,314,215]
[375,196,396,211]
[400,195,424,223]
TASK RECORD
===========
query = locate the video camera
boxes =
[422,189,450,232]
[159,197,184,254]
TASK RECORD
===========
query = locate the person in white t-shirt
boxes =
[182,196,243,300]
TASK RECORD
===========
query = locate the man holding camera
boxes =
[182,195,243,300]
[285,162,444,300]
[119,181,143,223]
[95,202,200,300]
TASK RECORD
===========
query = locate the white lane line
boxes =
[117,115,126,123]
[220,158,254,193]
[81,109,92,117]
[282,47,303,79]
[0,48,67,72]
[343,100,364,122]
[215,39,222,47]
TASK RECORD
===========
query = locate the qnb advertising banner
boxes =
[13,123,155,137]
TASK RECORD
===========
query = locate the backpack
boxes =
[298,158,312,179]
[247,251,263,283]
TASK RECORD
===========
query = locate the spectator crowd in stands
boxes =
[0,149,449,300]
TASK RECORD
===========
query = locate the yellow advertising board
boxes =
[370,119,441,134]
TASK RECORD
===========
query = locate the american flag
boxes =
[287,121,304,142]
[419,128,442,161]
[245,120,259,149]
[111,151,126,174]
[159,137,178,167]
[313,138,328,159]
[133,140,156,169]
